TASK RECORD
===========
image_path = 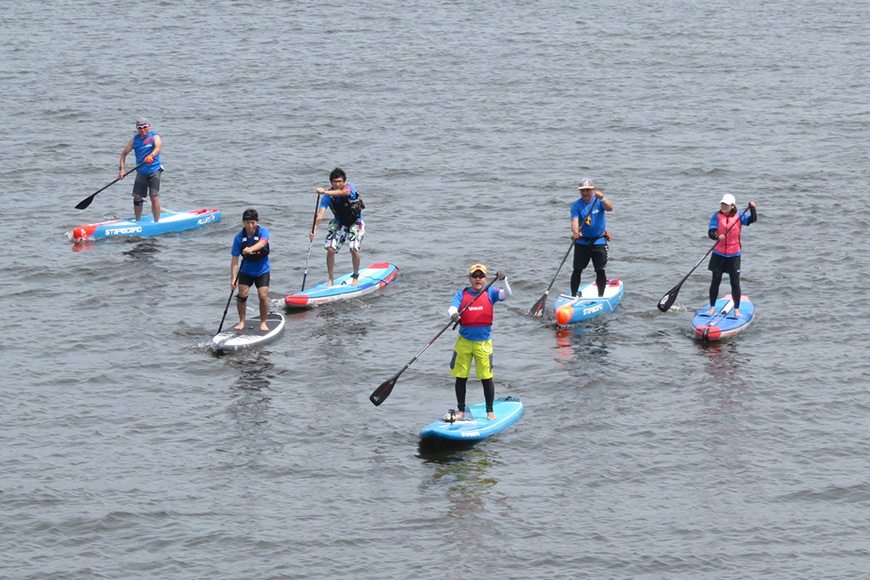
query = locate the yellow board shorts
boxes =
[450,335,493,380]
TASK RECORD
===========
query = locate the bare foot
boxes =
[351,277,359,286]
[233,321,245,330]
[260,324,269,331]
[325,279,333,287]
[487,412,496,421]
[733,309,742,318]
[705,306,715,315]
[455,411,465,420]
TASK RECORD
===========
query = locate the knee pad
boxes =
[133,199,145,206]
[236,295,248,303]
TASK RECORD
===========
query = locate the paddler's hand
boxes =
[495,271,506,281]
[309,229,316,240]
[450,312,460,322]
[144,155,154,163]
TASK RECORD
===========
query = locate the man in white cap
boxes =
[119,117,163,222]
[570,178,613,297]
[706,194,758,317]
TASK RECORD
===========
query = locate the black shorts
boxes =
[708,253,741,275]
[132,169,162,198]
[238,271,270,288]
[574,242,608,271]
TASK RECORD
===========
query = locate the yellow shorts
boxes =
[449,335,493,380]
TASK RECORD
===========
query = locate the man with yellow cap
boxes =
[447,264,511,421]
[706,194,758,317]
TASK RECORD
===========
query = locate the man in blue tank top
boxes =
[119,117,163,222]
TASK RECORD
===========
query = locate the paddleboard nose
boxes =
[555,306,573,326]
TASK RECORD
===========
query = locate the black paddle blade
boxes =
[369,375,399,406]
[657,285,681,312]
[75,195,96,210]
[529,292,548,317]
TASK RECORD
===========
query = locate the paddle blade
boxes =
[529,292,548,317]
[75,194,96,210]
[369,374,400,406]
[657,284,681,312]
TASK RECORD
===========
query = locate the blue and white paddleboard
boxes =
[553,278,624,326]
[692,294,755,341]
[420,396,524,446]
[284,262,399,309]
[71,208,220,242]
[211,311,285,352]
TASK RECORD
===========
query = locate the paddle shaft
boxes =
[369,274,501,406]
[75,162,147,210]
[217,257,244,335]
[301,193,322,291]
[657,204,752,312]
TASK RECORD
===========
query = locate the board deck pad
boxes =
[692,294,755,341]
[419,396,524,447]
[284,262,399,308]
[553,278,624,326]
[211,311,285,352]
[71,208,221,241]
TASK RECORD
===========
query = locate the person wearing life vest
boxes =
[447,264,512,421]
[706,194,758,317]
[571,178,614,297]
[118,117,163,222]
[309,167,365,286]
[231,209,271,332]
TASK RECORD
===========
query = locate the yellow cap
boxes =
[469,263,487,275]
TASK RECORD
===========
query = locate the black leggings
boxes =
[571,243,608,296]
[455,377,495,413]
[709,271,741,308]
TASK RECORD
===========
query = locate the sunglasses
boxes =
[470,272,487,279]
[136,125,149,129]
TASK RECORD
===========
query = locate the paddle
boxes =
[529,200,597,317]
[217,257,244,335]
[369,273,502,407]
[75,162,147,210]
[657,204,752,313]
[529,241,573,317]
[301,193,322,291]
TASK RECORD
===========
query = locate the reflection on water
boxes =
[552,323,611,367]
[220,351,277,455]
[696,341,754,465]
[122,238,162,263]
[418,446,508,554]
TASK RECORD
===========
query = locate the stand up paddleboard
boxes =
[70,208,221,242]
[553,278,624,326]
[692,294,755,341]
[211,311,285,352]
[284,262,399,309]
[419,397,524,447]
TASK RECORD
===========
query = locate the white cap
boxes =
[720,194,736,206]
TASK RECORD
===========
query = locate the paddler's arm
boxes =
[309,206,328,239]
[571,217,583,239]
[148,134,162,160]
[119,138,134,179]
[230,254,240,289]
[595,190,613,211]
[241,238,268,255]
[497,275,512,301]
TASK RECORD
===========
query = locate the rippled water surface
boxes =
[2,0,869,578]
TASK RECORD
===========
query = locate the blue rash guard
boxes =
[570,197,607,245]
[133,131,162,175]
[232,226,270,277]
[450,287,503,341]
